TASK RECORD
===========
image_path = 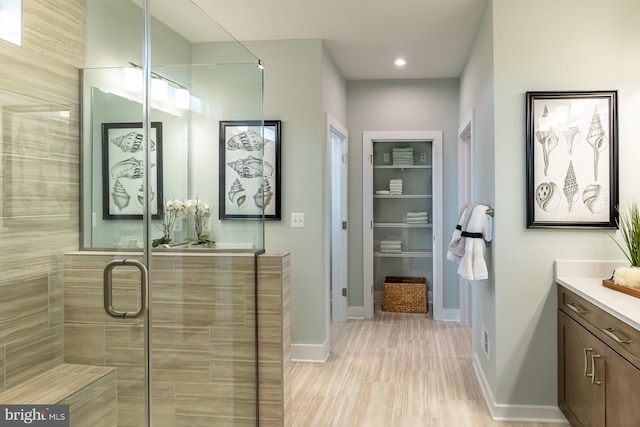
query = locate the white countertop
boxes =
[555,260,640,332]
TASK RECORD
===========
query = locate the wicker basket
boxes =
[382,276,427,313]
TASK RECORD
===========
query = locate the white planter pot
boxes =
[613,266,640,288]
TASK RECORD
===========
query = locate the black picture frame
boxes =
[101,122,163,220]
[219,120,281,220]
[525,91,618,229]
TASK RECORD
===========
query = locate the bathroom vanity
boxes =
[555,261,640,426]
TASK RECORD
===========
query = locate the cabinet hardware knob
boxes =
[590,354,603,385]
[566,302,587,315]
[583,348,593,376]
[602,327,631,344]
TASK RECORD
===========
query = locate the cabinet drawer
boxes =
[558,285,640,369]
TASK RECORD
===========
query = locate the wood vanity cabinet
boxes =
[558,285,640,426]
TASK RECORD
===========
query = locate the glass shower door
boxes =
[79,0,266,425]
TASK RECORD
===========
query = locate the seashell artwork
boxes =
[563,126,581,155]
[535,104,559,176]
[227,155,274,178]
[254,178,274,209]
[111,179,130,210]
[582,184,607,214]
[136,184,155,206]
[226,130,271,151]
[227,178,247,208]
[535,129,559,176]
[535,182,561,212]
[563,161,579,212]
[586,107,608,181]
[111,156,144,179]
[110,131,155,153]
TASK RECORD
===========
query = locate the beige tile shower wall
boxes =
[0,274,64,392]
[0,0,85,102]
[64,251,291,426]
[0,0,85,393]
[257,253,291,427]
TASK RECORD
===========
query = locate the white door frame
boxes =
[327,114,349,324]
[362,131,443,319]
[458,110,474,327]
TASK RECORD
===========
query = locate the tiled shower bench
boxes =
[0,364,116,426]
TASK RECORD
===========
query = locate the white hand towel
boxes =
[457,204,493,281]
[446,202,478,263]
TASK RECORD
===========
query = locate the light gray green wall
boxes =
[458,0,497,404]
[85,0,192,68]
[461,0,640,408]
[346,79,460,309]
[322,43,347,125]
[244,39,333,346]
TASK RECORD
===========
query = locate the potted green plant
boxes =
[612,201,640,287]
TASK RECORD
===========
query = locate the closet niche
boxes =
[363,131,443,318]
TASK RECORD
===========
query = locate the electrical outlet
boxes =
[420,152,427,162]
[482,325,490,358]
[291,213,304,228]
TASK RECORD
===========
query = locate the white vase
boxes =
[613,266,640,288]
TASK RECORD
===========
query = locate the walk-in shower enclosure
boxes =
[78,0,267,425]
[1,0,270,423]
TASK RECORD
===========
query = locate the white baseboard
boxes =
[472,353,569,424]
[291,340,330,363]
[439,308,460,322]
[348,306,365,319]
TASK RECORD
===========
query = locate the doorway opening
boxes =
[458,110,474,326]
[327,113,349,323]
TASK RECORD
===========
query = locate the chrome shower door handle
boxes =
[104,259,149,319]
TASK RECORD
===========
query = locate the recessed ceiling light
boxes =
[395,58,406,67]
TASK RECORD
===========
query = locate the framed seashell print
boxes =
[219,120,281,220]
[525,91,618,228]
[101,122,163,220]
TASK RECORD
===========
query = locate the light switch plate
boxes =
[291,213,304,228]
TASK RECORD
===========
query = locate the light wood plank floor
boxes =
[291,306,568,427]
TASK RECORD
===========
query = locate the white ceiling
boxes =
[150,0,488,80]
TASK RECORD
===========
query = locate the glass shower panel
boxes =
[151,62,265,250]
[81,67,147,249]
[79,0,266,425]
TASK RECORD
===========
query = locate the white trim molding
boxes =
[473,354,569,424]
[439,308,460,322]
[291,340,330,363]
[347,306,366,320]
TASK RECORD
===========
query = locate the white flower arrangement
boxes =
[185,197,214,245]
[153,199,188,247]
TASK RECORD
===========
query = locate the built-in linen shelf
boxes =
[373,165,432,169]
[374,223,432,228]
[373,194,432,199]
[374,251,433,258]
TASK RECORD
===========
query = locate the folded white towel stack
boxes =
[389,179,403,195]
[380,239,402,253]
[406,211,429,223]
[392,147,414,166]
